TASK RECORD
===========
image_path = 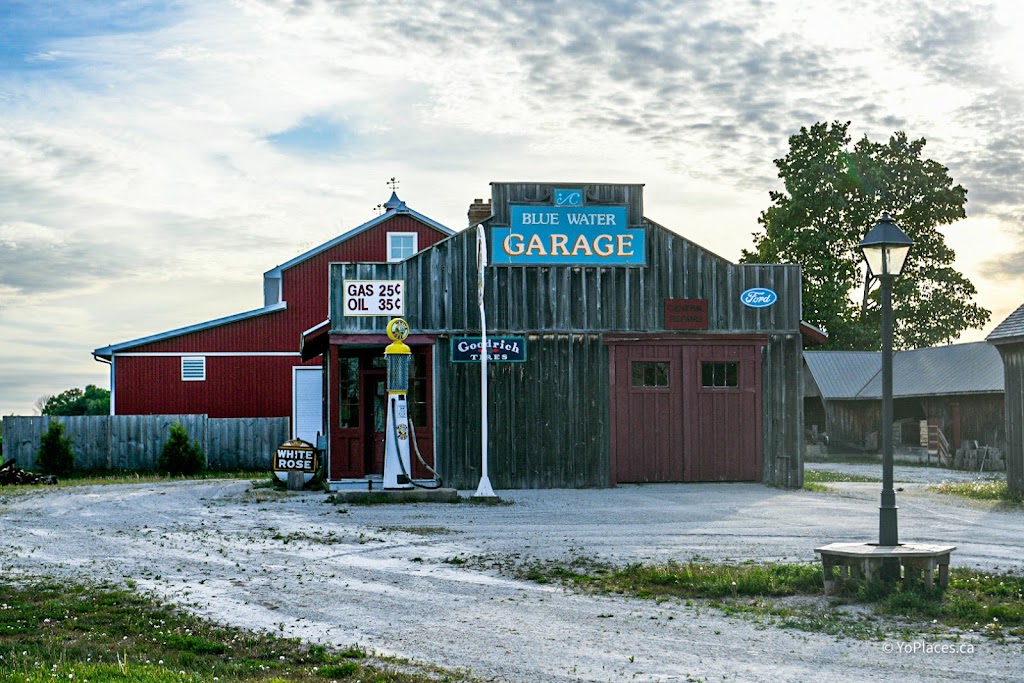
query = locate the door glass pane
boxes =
[338,356,360,428]
[701,361,739,388]
[408,352,428,427]
[632,361,669,388]
[373,380,386,434]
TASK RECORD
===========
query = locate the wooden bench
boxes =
[814,542,956,594]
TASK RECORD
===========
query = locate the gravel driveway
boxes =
[1,479,1020,682]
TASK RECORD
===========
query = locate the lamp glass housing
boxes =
[861,243,912,278]
[859,212,914,278]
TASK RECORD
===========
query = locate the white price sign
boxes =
[343,280,404,316]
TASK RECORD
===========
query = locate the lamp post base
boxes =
[878,503,901,581]
[878,504,899,547]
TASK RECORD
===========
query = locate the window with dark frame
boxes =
[701,361,739,388]
[338,356,360,428]
[408,353,428,427]
[631,361,670,388]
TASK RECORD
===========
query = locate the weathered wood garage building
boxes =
[303,182,805,490]
[988,302,1024,490]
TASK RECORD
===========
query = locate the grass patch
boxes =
[803,468,881,491]
[0,576,474,682]
[513,558,1024,640]
[929,480,1024,507]
[803,470,881,484]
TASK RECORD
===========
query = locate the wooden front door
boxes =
[364,370,387,476]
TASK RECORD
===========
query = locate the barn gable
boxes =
[93,191,455,427]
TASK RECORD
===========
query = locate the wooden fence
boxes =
[1,415,290,472]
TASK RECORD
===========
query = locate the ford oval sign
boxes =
[741,287,778,308]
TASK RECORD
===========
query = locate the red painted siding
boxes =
[112,214,451,418]
[115,355,300,417]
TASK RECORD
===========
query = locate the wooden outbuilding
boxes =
[804,343,1005,461]
[987,302,1024,490]
[304,182,805,490]
[93,192,454,443]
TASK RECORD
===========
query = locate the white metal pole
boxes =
[474,223,496,498]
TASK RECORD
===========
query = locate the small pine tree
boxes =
[157,422,206,475]
[37,420,75,477]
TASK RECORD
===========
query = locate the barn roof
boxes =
[263,191,455,280]
[93,302,287,358]
[987,302,1024,345]
[803,351,880,399]
[805,341,1004,400]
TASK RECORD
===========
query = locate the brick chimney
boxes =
[467,198,491,226]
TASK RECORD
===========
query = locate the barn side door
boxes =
[609,343,685,483]
[685,343,763,481]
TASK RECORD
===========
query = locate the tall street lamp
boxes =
[859,211,913,550]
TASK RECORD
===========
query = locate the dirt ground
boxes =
[1,468,1020,682]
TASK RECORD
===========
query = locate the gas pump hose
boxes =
[390,396,443,489]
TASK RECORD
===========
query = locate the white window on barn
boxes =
[181,356,207,381]
[387,232,418,262]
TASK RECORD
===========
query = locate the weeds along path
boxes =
[0,480,1021,682]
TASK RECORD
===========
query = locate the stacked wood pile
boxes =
[0,459,58,485]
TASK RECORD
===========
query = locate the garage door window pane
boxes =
[702,361,738,387]
[632,361,669,388]
[338,356,360,428]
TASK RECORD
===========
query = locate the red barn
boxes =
[93,192,455,443]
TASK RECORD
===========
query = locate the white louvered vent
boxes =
[181,356,207,381]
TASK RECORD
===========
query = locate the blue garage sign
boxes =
[741,288,778,308]
[451,336,527,362]
[491,203,644,266]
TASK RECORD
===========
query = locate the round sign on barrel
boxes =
[273,439,319,484]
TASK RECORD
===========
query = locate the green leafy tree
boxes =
[741,121,990,350]
[157,422,206,475]
[37,420,75,477]
[41,385,110,416]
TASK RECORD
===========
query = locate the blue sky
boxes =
[1,0,1023,415]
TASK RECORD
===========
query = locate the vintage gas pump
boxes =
[382,317,414,489]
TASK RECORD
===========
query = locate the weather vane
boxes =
[387,177,400,191]
[374,203,384,215]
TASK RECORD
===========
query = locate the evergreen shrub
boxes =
[37,420,75,477]
[157,422,206,475]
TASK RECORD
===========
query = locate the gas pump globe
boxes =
[383,318,414,489]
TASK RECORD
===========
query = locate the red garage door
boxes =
[609,337,764,483]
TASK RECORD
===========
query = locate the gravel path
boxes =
[1,480,1020,682]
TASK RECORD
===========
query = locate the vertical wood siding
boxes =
[435,334,609,489]
[996,345,1024,490]
[330,226,802,336]
[2,416,289,472]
